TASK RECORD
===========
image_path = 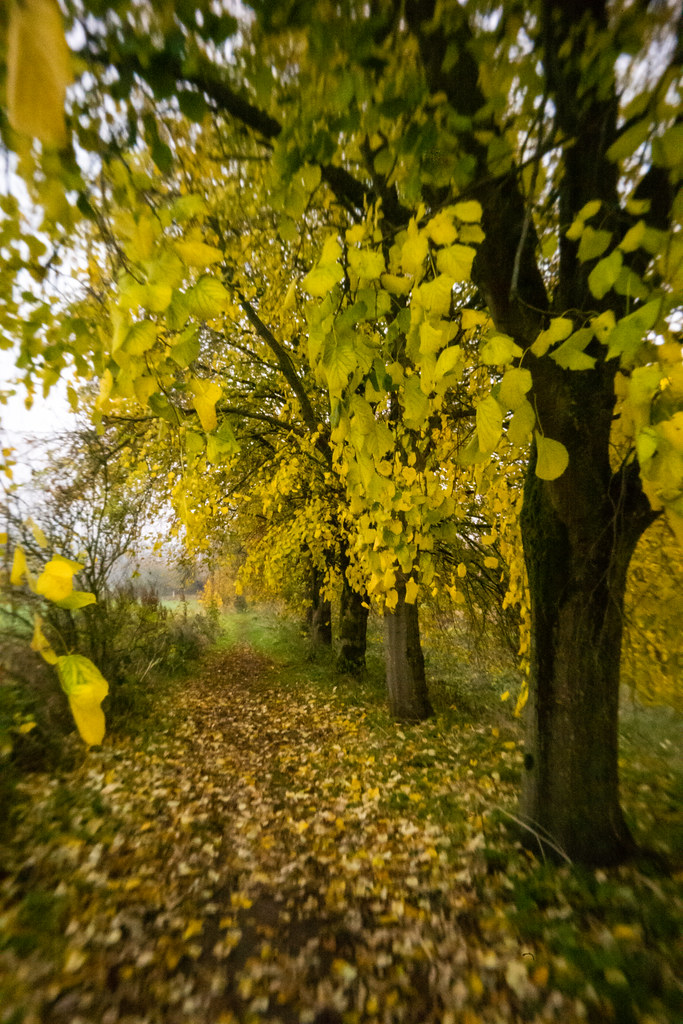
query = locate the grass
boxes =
[217,603,683,860]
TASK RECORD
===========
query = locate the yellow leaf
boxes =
[476,395,504,453]
[18,721,37,734]
[189,378,222,432]
[27,518,48,549]
[7,0,72,146]
[401,230,429,277]
[174,241,224,267]
[31,614,58,664]
[426,209,458,245]
[535,432,569,481]
[532,965,549,987]
[56,655,109,746]
[500,690,511,701]
[381,273,413,296]
[182,919,204,940]
[187,276,231,319]
[53,590,97,610]
[10,546,31,587]
[282,280,297,311]
[457,562,467,578]
[405,578,419,604]
[436,243,476,283]
[63,948,87,974]
[612,923,642,942]
[35,556,82,603]
[498,368,532,410]
[508,399,536,446]
[453,200,483,223]
[461,309,490,331]
[531,317,573,357]
[230,892,253,909]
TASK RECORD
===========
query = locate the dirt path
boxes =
[2,646,680,1024]
[2,646,498,1024]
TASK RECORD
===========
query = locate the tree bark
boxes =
[336,575,368,675]
[384,583,432,721]
[405,0,670,862]
[520,453,656,863]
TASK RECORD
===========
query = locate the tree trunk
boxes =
[520,453,656,864]
[336,575,368,675]
[384,583,432,721]
[309,563,332,647]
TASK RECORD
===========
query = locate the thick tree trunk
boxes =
[520,455,656,864]
[384,583,432,721]
[336,575,368,675]
[309,563,332,647]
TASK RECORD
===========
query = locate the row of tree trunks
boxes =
[307,561,433,723]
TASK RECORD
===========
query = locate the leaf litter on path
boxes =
[1,645,681,1024]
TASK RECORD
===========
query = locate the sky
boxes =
[0,346,76,483]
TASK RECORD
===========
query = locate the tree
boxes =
[2,0,682,862]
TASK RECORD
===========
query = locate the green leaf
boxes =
[652,124,683,168]
[170,326,201,367]
[178,90,208,122]
[636,427,658,465]
[321,333,357,396]
[476,395,504,452]
[577,227,612,263]
[588,249,623,299]
[619,220,646,253]
[152,140,173,173]
[606,300,661,362]
[606,119,650,162]
[550,329,596,371]
[591,310,616,344]
[187,276,231,319]
[207,423,237,462]
[124,320,158,355]
[300,163,322,193]
[535,433,569,480]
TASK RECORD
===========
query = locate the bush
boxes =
[0,587,220,825]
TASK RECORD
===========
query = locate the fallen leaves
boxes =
[0,640,680,1023]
